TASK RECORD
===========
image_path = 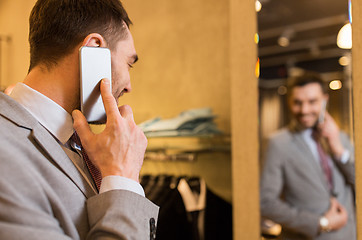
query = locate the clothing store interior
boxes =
[2,0,362,239]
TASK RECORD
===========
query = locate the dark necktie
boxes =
[312,130,333,190]
[71,132,102,191]
[190,210,200,240]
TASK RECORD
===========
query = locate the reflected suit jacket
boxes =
[0,92,159,239]
[260,126,356,240]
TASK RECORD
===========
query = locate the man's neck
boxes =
[23,53,80,114]
[289,119,316,133]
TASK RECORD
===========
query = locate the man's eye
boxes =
[293,101,301,106]
[128,63,133,68]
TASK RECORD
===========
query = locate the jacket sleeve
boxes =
[0,147,159,240]
[87,190,159,239]
[333,132,355,187]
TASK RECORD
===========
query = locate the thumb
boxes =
[72,109,93,144]
[329,198,338,210]
[119,105,135,126]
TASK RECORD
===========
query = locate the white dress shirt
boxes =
[10,83,145,197]
[301,128,350,164]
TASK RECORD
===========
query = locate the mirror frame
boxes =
[352,0,362,238]
[230,0,259,239]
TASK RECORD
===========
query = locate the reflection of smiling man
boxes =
[260,73,356,239]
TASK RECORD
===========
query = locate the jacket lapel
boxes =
[0,93,97,197]
[31,124,97,197]
[291,131,331,193]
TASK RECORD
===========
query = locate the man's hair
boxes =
[28,0,132,71]
[287,72,328,96]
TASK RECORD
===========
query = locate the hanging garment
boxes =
[141,175,232,240]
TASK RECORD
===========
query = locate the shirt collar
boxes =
[10,83,74,144]
[300,128,313,141]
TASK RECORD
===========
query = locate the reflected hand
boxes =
[323,197,348,231]
[72,78,147,182]
[318,112,345,158]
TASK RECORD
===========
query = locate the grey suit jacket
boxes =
[0,93,159,239]
[260,127,356,240]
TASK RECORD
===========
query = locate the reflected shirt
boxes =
[301,128,350,164]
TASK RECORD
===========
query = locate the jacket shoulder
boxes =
[268,128,293,145]
[0,92,38,129]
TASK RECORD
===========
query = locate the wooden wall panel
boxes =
[230,0,259,239]
[352,0,362,239]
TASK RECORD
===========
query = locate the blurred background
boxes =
[257,1,353,239]
[257,0,353,162]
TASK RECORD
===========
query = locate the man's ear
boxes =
[82,33,107,48]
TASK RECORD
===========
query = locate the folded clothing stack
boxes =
[138,108,222,137]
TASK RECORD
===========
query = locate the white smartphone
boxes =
[318,99,327,124]
[79,46,112,124]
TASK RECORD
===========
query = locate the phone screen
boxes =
[318,99,327,124]
[79,46,112,124]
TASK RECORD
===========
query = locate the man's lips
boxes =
[297,114,317,123]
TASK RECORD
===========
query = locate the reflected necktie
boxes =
[71,132,102,191]
[312,130,333,190]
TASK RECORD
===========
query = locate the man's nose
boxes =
[124,82,132,93]
[300,103,310,114]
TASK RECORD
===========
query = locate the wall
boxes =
[121,0,230,132]
[122,1,260,238]
[121,0,233,203]
[0,0,36,89]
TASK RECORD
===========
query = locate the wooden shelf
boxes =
[145,135,231,161]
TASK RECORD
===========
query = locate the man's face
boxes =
[110,28,138,102]
[289,83,328,129]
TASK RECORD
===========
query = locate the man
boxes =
[260,72,356,239]
[0,0,159,239]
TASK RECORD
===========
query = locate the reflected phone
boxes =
[318,99,327,124]
[79,46,112,124]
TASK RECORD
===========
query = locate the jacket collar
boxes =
[0,92,96,197]
[288,121,332,193]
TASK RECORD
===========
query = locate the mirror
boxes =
[257,0,355,239]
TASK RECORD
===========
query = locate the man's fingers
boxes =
[100,78,118,120]
[329,197,339,210]
[331,198,347,215]
[336,202,347,213]
[119,105,135,126]
[324,111,332,120]
[72,110,93,143]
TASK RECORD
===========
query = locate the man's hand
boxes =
[323,198,348,231]
[318,112,345,159]
[72,78,147,183]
